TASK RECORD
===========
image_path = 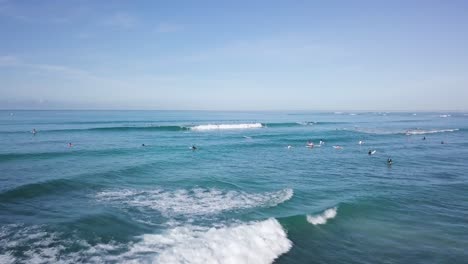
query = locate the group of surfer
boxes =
[303,138,392,165]
[306,139,325,148]
[30,127,445,161]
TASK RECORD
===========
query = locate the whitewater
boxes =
[1,110,467,263]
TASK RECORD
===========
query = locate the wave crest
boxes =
[97,188,293,216]
[190,123,263,131]
[405,129,459,135]
[128,218,292,264]
[306,207,337,225]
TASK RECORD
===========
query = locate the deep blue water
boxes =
[0,110,467,263]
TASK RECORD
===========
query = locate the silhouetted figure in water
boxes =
[441,141,445,144]
[142,144,146,147]
[423,136,426,140]
[191,145,197,150]
[387,158,393,165]
[68,142,73,147]
[368,150,372,155]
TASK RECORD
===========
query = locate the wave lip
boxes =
[190,123,263,131]
[97,188,293,216]
[405,128,459,135]
[306,207,337,225]
[127,218,292,264]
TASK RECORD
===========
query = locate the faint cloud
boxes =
[75,32,92,39]
[0,3,30,22]
[0,55,20,66]
[155,23,183,33]
[103,13,138,30]
[177,35,353,66]
[0,56,129,88]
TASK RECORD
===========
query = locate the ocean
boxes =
[0,110,467,264]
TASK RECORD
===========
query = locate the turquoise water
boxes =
[1,110,467,263]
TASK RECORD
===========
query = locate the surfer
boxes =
[32,128,37,135]
[319,139,324,145]
[368,149,376,155]
[287,145,292,149]
[387,158,393,165]
[306,140,314,148]
[441,141,444,144]
[191,145,197,150]
[423,136,426,140]
[142,144,146,147]
[68,142,73,147]
[359,140,363,145]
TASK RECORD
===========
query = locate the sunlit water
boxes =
[1,110,467,263]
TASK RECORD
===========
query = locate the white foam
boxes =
[125,218,291,264]
[190,123,263,131]
[405,129,459,135]
[0,224,126,264]
[1,219,291,264]
[296,121,316,126]
[0,254,15,264]
[97,188,293,216]
[306,207,337,225]
[439,114,451,118]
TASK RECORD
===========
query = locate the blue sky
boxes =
[0,0,467,110]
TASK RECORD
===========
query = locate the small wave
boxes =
[264,122,315,128]
[0,179,93,203]
[439,114,451,118]
[96,188,293,216]
[405,129,459,135]
[264,121,346,128]
[306,207,337,225]
[127,218,292,264]
[190,123,263,131]
[349,128,459,135]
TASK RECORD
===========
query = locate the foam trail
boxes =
[405,129,459,135]
[0,254,15,264]
[127,218,292,264]
[306,207,337,225]
[97,188,293,216]
[190,123,263,131]
[0,224,125,263]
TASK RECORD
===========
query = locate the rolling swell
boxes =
[0,178,99,203]
[264,121,348,128]
[0,121,350,135]
[52,125,190,133]
[0,148,138,163]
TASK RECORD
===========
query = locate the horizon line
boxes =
[0,108,466,112]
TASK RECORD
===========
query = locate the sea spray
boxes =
[306,207,338,225]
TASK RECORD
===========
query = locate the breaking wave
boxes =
[190,123,263,130]
[306,207,338,225]
[404,129,459,135]
[0,219,291,264]
[126,218,291,263]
